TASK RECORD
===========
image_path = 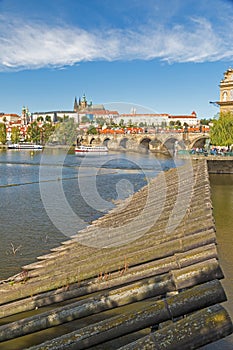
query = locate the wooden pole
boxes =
[0,259,223,342]
[22,280,227,350]
[0,243,218,319]
[118,305,233,350]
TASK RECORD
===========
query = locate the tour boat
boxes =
[75,145,108,154]
[8,143,43,150]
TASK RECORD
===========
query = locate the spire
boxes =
[74,96,78,112]
[82,93,87,102]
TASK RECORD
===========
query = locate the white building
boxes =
[168,111,198,126]
[112,111,198,127]
[114,113,170,126]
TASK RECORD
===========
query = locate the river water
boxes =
[0,149,232,349]
[0,148,179,279]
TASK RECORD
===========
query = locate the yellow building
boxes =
[217,68,233,113]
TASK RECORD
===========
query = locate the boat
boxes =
[75,145,108,154]
[8,143,43,150]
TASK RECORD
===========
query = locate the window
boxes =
[222,91,227,102]
[230,90,233,101]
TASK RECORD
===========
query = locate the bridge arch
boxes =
[139,137,152,150]
[162,137,185,154]
[89,137,96,145]
[119,137,129,148]
[190,136,210,149]
[103,137,111,146]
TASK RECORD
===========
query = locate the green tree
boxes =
[11,126,20,143]
[200,118,212,125]
[127,119,133,127]
[87,125,98,135]
[81,115,90,123]
[161,121,167,129]
[45,115,52,123]
[53,118,78,145]
[119,119,125,127]
[40,123,55,144]
[0,123,6,144]
[95,117,105,126]
[210,111,233,146]
[26,122,41,144]
[169,121,175,129]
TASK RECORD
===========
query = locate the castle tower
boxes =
[80,94,87,110]
[217,68,233,114]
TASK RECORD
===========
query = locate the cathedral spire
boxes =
[74,96,78,112]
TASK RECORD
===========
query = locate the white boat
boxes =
[8,143,43,150]
[75,145,108,154]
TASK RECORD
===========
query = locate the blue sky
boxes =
[0,0,232,118]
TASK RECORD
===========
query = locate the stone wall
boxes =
[207,159,233,174]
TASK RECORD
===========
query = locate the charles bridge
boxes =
[81,131,210,153]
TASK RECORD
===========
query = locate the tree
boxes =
[210,111,233,146]
[161,121,167,129]
[41,123,55,144]
[95,117,105,126]
[87,125,98,135]
[0,123,6,144]
[119,119,125,127]
[45,115,52,123]
[127,119,133,127]
[200,118,212,125]
[11,126,21,143]
[81,115,90,123]
[26,122,41,144]
[169,121,175,129]
[52,118,78,145]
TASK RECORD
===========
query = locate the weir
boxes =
[0,159,232,349]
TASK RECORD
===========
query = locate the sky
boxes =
[0,0,233,118]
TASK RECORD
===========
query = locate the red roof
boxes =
[3,114,21,118]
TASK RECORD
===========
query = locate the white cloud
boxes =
[0,15,232,71]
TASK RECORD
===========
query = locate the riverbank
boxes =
[178,154,233,174]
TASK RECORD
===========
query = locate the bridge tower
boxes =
[216,68,233,114]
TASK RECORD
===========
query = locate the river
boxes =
[0,148,232,349]
[202,173,233,350]
[0,148,179,279]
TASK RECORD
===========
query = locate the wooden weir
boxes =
[0,159,232,349]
